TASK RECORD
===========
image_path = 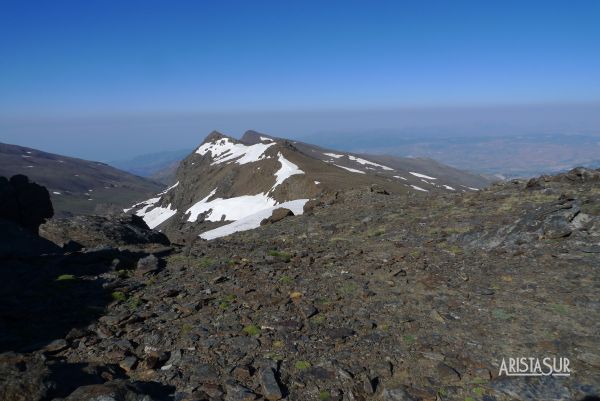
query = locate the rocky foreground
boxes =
[1,168,600,401]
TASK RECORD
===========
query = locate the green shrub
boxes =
[111,291,127,302]
[242,324,261,336]
[294,360,311,370]
[268,250,291,262]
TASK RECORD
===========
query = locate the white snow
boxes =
[186,191,278,223]
[334,164,365,174]
[158,181,179,195]
[442,185,455,190]
[125,197,160,214]
[324,152,344,159]
[410,185,429,192]
[409,172,437,180]
[461,185,479,191]
[26,165,34,168]
[260,136,273,142]
[199,199,309,240]
[26,151,32,154]
[272,153,304,189]
[196,137,275,166]
[314,181,321,185]
[347,155,394,171]
[393,175,408,181]
[141,204,178,229]
[52,191,61,195]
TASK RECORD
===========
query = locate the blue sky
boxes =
[1,1,599,159]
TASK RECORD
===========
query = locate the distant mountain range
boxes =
[110,132,600,182]
[126,130,490,240]
[0,142,164,217]
[298,132,600,179]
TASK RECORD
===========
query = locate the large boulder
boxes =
[40,214,170,249]
[260,208,294,226]
[0,175,53,233]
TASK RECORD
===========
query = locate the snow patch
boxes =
[393,175,407,181]
[186,191,277,223]
[158,181,179,195]
[200,199,309,240]
[125,197,160,214]
[461,185,479,191]
[442,185,455,190]
[409,172,437,180]
[324,152,344,159]
[141,204,178,229]
[334,164,365,174]
[260,136,273,142]
[272,153,304,189]
[52,191,61,195]
[348,155,394,171]
[410,185,429,192]
[314,181,321,185]
[196,137,274,166]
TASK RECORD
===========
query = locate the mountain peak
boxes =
[202,130,230,144]
[241,130,275,145]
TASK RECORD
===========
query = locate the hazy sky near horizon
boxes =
[1,1,599,160]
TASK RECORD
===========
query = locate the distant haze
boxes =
[1,103,599,161]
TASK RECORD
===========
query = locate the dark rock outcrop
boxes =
[40,215,170,249]
[0,175,59,258]
[0,174,53,233]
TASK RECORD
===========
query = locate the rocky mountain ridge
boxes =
[128,130,491,241]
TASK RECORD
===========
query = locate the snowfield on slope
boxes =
[199,199,308,240]
[186,192,277,223]
[272,152,304,189]
[196,137,275,165]
[142,204,178,229]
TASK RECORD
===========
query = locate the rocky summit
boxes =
[1,165,599,401]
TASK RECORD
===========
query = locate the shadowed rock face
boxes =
[40,214,170,249]
[0,174,53,233]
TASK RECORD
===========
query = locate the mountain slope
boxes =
[0,142,164,217]
[128,130,492,239]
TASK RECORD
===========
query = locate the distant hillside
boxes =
[0,142,165,217]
